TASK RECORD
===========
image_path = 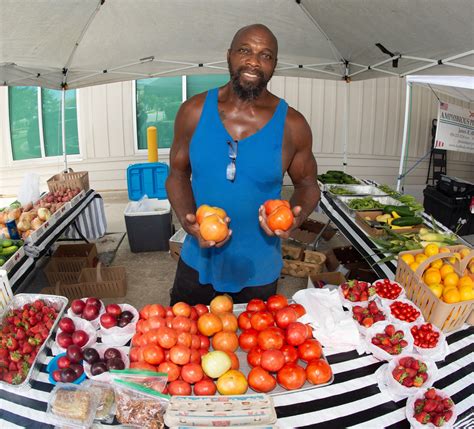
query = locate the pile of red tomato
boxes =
[129,294,333,395]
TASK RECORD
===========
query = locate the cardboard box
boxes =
[289,219,337,246]
[307,271,347,289]
[355,210,423,237]
[345,261,379,283]
[321,249,341,272]
[169,228,187,261]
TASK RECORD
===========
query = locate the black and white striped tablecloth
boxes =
[0,327,472,428]
[318,180,471,281]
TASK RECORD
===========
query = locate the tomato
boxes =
[165,306,174,318]
[165,316,174,329]
[147,316,166,330]
[139,304,151,320]
[148,304,166,318]
[288,303,306,318]
[280,344,299,364]
[260,349,285,372]
[194,379,217,395]
[238,328,259,352]
[172,302,191,317]
[200,214,229,242]
[197,313,223,336]
[298,339,322,362]
[218,312,238,332]
[169,345,191,365]
[129,347,140,362]
[275,307,298,329]
[142,344,164,365]
[216,369,248,395]
[194,304,209,316]
[267,295,289,312]
[247,299,266,312]
[248,366,277,393]
[189,349,201,364]
[212,331,239,353]
[257,328,284,350]
[305,324,313,339]
[168,380,192,396]
[176,331,192,348]
[143,329,161,345]
[131,333,143,347]
[157,361,180,382]
[130,361,157,372]
[181,362,204,384]
[267,205,294,232]
[156,326,177,349]
[238,311,253,330]
[196,205,227,224]
[189,307,198,321]
[306,359,332,384]
[277,363,306,390]
[286,322,307,346]
[264,199,290,216]
[172,316,192,332]
[226,351,240,370]
[199,334,210,350]
[210,295,233,315]
[247,346,264,367]
[250,311,274,331]
[191,334,201,350]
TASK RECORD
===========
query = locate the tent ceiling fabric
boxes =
[0,0,473,90]
[406,75,474,102]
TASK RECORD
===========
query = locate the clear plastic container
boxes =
[110,368,168,392]
[47,382,100,428]
[82,379,116,423]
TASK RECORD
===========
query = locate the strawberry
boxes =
[399,356,411,367]
[419,372,428,382]
[442,398,454,410]
[385,325,395,336]
[415,411,431,424]
[413,376,425,387]
[371,337,381,345]
[411,359,420,371]
[391,344,403,355]
[392,367,406,382]
[353,306,364,315]
[423,399,438,412]
[405,368,417,378]
[362,317,374,328]
[432,415,446,427]
[435,403,444,413]
[9,351,21,363]
[400,340,408,348]
[8,361,17,371]
[442,410,453,422]
[22,342,33,354]
[418,362,427,373]
[414,399,425,413]
[402,376,414,387]
[425,388,437,400]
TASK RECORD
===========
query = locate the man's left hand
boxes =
[258,205,302,239]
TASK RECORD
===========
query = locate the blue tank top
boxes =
[180,88,288,293]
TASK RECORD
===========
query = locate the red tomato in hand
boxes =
[267,206,294,232]
[247,299,266,312]
[263,200,290,216]
[277,363,306,390]
[248,366,277,393]
[298,339,322,362]
[260,349,285,372]
[306,359,332,384]
[267,295,289,312]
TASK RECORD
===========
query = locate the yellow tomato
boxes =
[430,259,443,270]
[424,270,441,286]
[424,244,439,257]
[401,254,415,265]
[428,284,443,298]
[440,264,455,280]
[443,288,461,304]
[443,272,460,289]
[416,254,428,264]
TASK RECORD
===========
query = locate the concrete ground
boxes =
[101,187,351,309]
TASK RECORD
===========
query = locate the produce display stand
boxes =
[0,189,104,299]
[318,179,471,279]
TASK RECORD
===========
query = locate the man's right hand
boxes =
[183,213,232,248]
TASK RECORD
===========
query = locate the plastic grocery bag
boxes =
[83,345,130,382]
[51,316,97,355]
[411,323,450,361]
[365,321,414,361]
[99,304,139,346]
[17,172,40,205]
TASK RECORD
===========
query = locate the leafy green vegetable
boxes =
[347,197,384,210]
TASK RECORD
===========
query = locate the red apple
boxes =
[57,356,71,369]
[100,313,117,329]
[106,304,122,317]
[58,317,76,334]
[86,297,101,308]
[52,369,62,382]
[57,332,73,349]
[71,299,85,315]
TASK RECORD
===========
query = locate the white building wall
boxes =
[0,77,473,196]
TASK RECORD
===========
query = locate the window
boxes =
[9,87,79,161]
[135,74,229,150]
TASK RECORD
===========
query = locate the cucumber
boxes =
[383,205,414,217]
[0,245,18,256]
[0,257,5,266]
[391,217,423,227]
[1,239,13,248]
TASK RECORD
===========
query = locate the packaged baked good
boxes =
[82,380,115,422]
[113,379,170,429]
[47,383,99,428]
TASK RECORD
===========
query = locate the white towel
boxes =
[292,288,361,353]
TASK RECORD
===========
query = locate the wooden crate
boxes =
[355,211,424,237]
[395,245,474,332]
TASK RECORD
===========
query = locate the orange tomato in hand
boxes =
[196,205,227,224]
[264,199,290,216]
[267,205,294,232]
[199,214,229,242]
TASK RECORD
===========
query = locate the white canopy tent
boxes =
[1,0,473,169]
[397,75,474,191]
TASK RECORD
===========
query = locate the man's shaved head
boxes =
[230,24,278,56]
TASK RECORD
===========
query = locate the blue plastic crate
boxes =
[127,162,169,200]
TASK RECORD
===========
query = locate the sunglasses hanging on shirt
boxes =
[226,140,238,182]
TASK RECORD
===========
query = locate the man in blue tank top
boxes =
[166,24,320,305]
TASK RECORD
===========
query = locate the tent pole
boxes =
[397,81,412,192]
[342,82,349,173]
[62,89,67,172]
